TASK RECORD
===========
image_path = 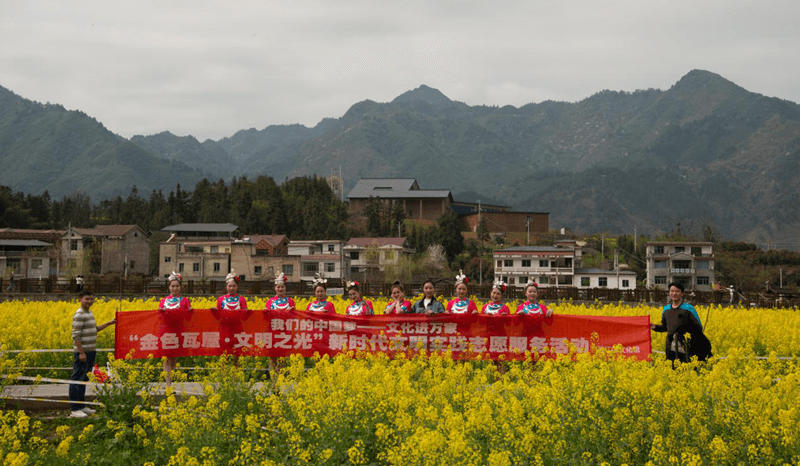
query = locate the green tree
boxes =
[435,210,464,263]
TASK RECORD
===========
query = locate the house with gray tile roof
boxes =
[347,178,453,222]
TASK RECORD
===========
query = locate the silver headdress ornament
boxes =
[455,269,469,285]
[492,279,507,291]
[225,270,240,284]
[312,273,328,287]
[526,279,539,288]
[168,271,182,283]
[275,272,288,283]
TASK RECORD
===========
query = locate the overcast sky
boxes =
[2,1,798,141]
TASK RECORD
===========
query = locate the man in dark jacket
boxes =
[650,282,712,365]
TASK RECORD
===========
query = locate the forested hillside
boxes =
[2,70,798,247]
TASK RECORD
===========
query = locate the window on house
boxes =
[508,277,515,285]
[599,277,608,287]
[328,244,335,252]
[211,246,219,253]
[539,260,549,268]
[31,259,43,269]
[282,264,293,275]
[691,247,702,256]
[193,263,200,272]
[504,260,513,267]
[385,251,394,260]
[654,276,666,285]
[303,263,318,273]
[696,261,709,270]
[213,262,221,272]
[70,240,78,251]
[581,277,590,287]
[325,263,336,273]
[178,263,184,272]
[254,266,262,275]
[129,261,135,270]
[675,247,685,253]
[673,260,691,270]
[655,260,666,268]
[654,246,664,254]
[268,267,274,275]
[521,260,531,267]
[697,276,709,285]
[622,279,630,288]
[164,256,172,263]
[350,252,359,260]
[187,246,203,253]
[496,260,502,268]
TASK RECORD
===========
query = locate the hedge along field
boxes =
[1,298,799,465]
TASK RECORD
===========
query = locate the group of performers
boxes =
[157,268,555,383]
[159,269,555,319]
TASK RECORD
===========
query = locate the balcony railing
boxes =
[670,268,695,274]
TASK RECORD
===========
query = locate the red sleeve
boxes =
[158,297,166,311]
[216,296,224,311]
[501,304,510,315]
[288,298,296,311]
[469,301,478,313]
[182,297,192,311]
[446,300,454,312]
[240,297,248,310]
[325,302,336,314]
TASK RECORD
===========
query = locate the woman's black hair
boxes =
[391,281,404,293]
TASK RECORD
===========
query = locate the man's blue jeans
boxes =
[69,351,96,411]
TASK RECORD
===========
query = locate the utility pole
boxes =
[478,201,483,285]
[526,217,532,245]
[634,225,637,250]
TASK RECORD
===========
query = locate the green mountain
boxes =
[0,86,207,199]
[278,71,800,245]
[2,70,798,246]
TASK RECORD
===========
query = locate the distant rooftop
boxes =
[345,237,408,248]
[162,223,240,233]
[73,225,142,237]
[0,239,52,247]
[347,178,451,200]
[495,246,575,253]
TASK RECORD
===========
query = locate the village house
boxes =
[230,235,299,282]
[0,228,64,278]
[645,241,716,291]
[62,225,150,276]
[344,237,415,280]
[493,239,636,290]
[158,223,241,280]
[287,240,350,282]
[347,178,453,223]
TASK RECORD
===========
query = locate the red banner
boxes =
[115,310,651,361]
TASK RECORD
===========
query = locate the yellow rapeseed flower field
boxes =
[1,297,799,464]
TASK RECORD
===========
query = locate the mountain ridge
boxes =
[1,69,797,246]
